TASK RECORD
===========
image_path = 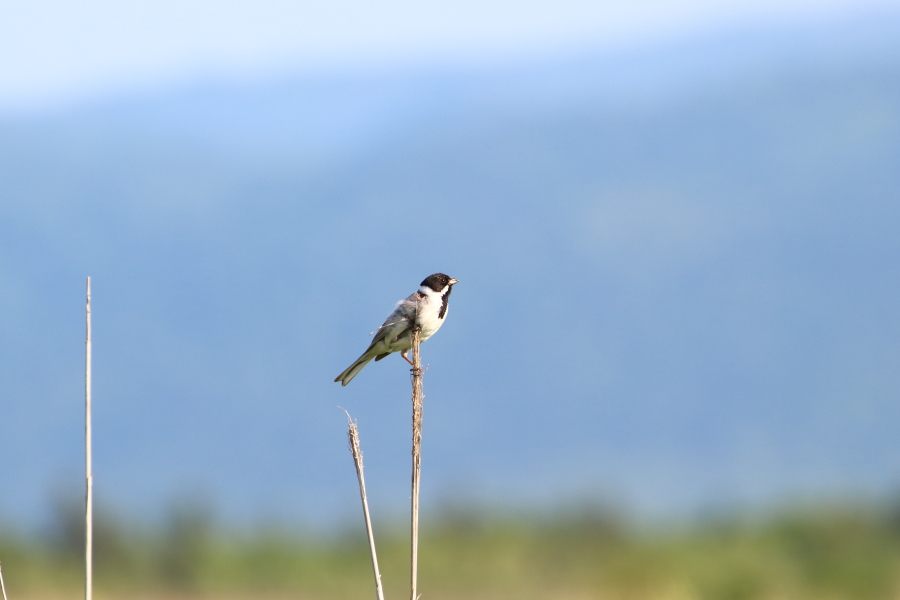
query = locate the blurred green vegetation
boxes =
[3,501,900,599]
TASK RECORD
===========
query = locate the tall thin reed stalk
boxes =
[84,277,93,600]
[409,327,423,600]
[344,411,386,600]
[0,561,10,600]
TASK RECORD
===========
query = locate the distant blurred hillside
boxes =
[0,16,899,527]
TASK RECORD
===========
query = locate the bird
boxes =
[334,273,459,386]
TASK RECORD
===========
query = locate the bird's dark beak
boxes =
[449,278,459,285]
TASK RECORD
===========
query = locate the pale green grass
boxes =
[3,504,900,600]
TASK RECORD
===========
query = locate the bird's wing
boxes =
[365,293,420,350]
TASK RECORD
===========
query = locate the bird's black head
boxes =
[420,273,458,292]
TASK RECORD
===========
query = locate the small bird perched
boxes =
[334,273,459,386]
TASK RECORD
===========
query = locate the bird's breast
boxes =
[415,298,446,340]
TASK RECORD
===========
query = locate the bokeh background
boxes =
[2,1,900,598]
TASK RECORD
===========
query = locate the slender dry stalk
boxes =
[0,561,9,600]
[84,277,93,600]
[409,327,423,600]
[344,410,386,600]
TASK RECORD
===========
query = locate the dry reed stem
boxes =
[343,410,386,600]
[84,278,93,600]
[0,562,9,600]
[409,327,423,600]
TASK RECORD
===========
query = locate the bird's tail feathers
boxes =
[334,352,375,386]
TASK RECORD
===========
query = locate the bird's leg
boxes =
[401,349,414,366]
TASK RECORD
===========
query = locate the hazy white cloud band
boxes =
[0,0,896,111]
